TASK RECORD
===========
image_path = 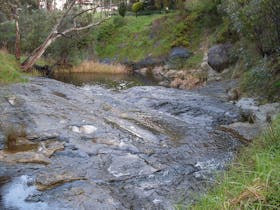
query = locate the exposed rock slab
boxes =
[0,77,243,209]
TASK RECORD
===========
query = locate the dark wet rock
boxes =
[208,44,232,72]
[0,77,243,209]
[123,57,165,70]
[167,47,192,69]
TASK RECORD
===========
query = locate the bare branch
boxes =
[73,6,99,19]
[60,17,110,35]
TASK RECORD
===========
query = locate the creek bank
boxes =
[129,44,235,90]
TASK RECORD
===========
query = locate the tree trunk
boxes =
[20,0,108,71]
[15,16,21,60]
[21,33,58,71]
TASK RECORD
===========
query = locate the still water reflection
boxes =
[51,72,156,90]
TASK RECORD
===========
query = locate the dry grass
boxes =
[59,61,129,74]
[4,126,27,150]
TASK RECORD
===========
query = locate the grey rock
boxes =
[0,77,243,209]
[167,47,192,69]
[208,44,232,72]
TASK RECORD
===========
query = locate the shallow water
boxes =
[51,72,157,89]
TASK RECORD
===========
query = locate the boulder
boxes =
[134,68,149,76]
[151,66,166,81]
[167,47,192,69]
[208,44,232,72]
[125,57,165,70]
[236,98,280,126]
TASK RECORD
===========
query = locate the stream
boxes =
[0,73,243,209]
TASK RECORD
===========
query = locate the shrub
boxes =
[118,2,127,17]
[113,16,126,28]
[132,2,144,17]
[221,0,280,56]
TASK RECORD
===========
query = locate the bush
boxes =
[132,2,144,17]
[113,16,126,28]
[118,2,127,17]
[221,0,280,56]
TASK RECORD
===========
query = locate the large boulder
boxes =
[208,44,232,72]
[167,47,192,69]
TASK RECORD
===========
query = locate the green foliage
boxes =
[221,0,280,55]
[0,22,16,53]
[240,56,280,101]
[0,51,26,83]
[184,51,203,68]
[113,16,126,28]
[190,116,280,209]
[132,2,144,16]
[118,2,127,17]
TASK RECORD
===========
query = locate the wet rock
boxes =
[0,77,243,209]
[219,122,261,143]
[208,44,232,72]
[0,140,64,165]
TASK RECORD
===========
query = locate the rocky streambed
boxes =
[0,77,275,209]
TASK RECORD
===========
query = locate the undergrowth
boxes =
[0,50,26,84]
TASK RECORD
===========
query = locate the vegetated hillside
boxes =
[0,50,26,83]
[93,0,280,101]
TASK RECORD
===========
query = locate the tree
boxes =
[118,2,127,17]
[0,0,39,59]
[132,2,143,17]
[21,0,110,71]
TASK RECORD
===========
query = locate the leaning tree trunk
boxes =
[21,33,59,71]
[20,0,108,71]
[21,0,76,71]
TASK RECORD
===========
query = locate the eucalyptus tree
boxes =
[21,0,110,70]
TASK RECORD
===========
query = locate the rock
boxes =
[0,77,243,209]
[169,47,192,59]
[220,122,261,143]
[170,75,201,90]
[227,88,241,101]
[208,44,232,72]
[158,80,170,87]
[164,70,178,79]
[70,125,97,135]
[7,96,16,106]
[167,47,192,69]
[236,98,280,126]
[151,66,165,81]
[125,57,165,70]
[0,140,64,165]
[135,67,149,76]
[36,172,86,191]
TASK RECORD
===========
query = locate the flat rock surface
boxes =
[0,77,243,209]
